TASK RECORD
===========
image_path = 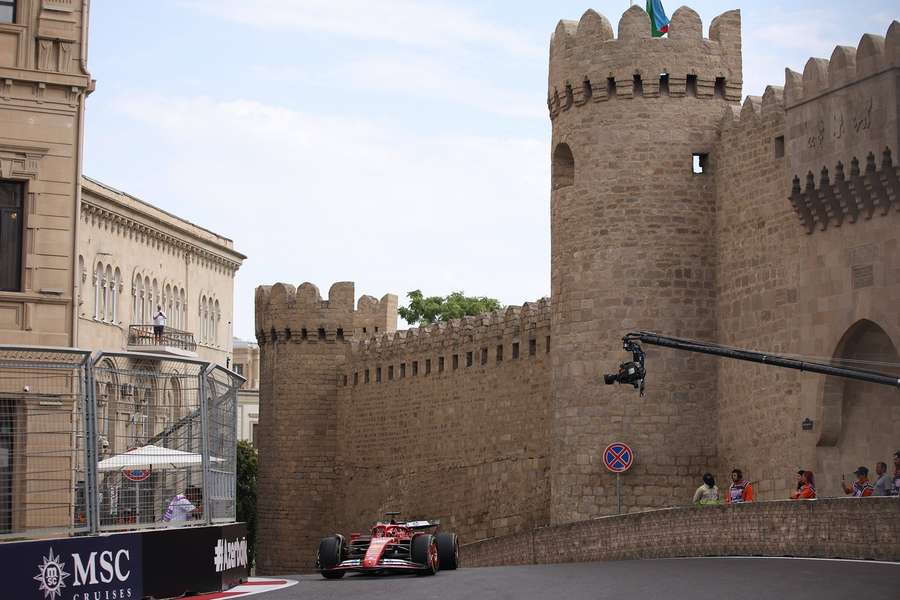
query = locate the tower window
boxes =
[453,354,459,370]
[692,153,709,174]
[607,77,616,98]
[466,352,473,367]
[481,348,488,365]
[529,339,537,356]
[659,73,669,96]
[552,143,575,190]
[633,74,643,97]
[774,136,785,159]
[714,77,726,98]
[686,74,698,98]
[388,365,394,380]
[512,342,520,359]
[582,78,592,102]
[412,361,418,376]
[496,345,504,362]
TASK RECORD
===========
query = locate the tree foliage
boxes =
[398,290,502,326]
[236,439,258,569]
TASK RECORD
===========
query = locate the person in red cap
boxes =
[842,466,874,497]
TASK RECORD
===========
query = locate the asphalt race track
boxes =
[255,557,899,599]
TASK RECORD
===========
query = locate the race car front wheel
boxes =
[436,532,459,570]
[411,534,439,576]
[318,535,346,579]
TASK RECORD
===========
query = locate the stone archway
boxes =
[816,319,900,497]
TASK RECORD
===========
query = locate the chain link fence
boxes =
[0,346,242,540]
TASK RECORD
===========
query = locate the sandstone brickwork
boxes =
[255,6,900,574]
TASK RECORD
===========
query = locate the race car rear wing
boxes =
[404,520,440,529]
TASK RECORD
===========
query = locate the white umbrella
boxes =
[97,444,220,471]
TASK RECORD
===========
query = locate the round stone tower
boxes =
[548,5,742,523]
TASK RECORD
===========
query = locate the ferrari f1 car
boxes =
[316,512,459,578]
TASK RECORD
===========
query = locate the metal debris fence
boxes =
[0,346,242,540]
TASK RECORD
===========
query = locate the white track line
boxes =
[661,556,900,566]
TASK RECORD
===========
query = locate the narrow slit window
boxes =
[438,356,445,373]
[466,352,473,367]
[301,328,308,340]
[686,74,698,97]
[453,354,459,370]
[400,363,406,378]
[774,136,785,159]
[606,77,616,98]
[512,342,520,359]
[714,77,726,98]
[582,79,592,102]
[412,361,418,376]
[529,339,537,356]
[496,345,504,362]
[692,153,709,174]
[425,359,431,375]
[376,367,382,383]
[659,73,669,96]
[318,327,326,340]
[336,328,344,340]
[353,372,358,386]
[633,74,643,97]
[364,369,370,384]
[388,365,394,380]
[546,336,551,353]
[343,375,348,387]
[481,348,488,365]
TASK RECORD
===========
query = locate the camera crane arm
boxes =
[605,331,900,395]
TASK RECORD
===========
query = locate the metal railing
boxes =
[127,325,197,352]
[0,346,243,540]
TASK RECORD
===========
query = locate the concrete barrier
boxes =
[461,498,900,567]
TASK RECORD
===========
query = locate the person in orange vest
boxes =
[842,466,874,497]
[790,470,816,499]
[726,468,753,503]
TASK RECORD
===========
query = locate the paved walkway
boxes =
[244,557,900,600]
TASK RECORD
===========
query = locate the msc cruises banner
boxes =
[1,523,247,600]
[0,532,142,600]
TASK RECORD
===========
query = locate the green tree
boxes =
[398,290,502,325]
[236,439,258,569]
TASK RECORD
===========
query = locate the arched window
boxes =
[180,289,187,332]
[143,276,151,323]
[93,262,103,319]
[552,143,575,189]
[214,299,221,345]
[103,265,112,321]
[132,274,142,324]
[112,268,121,323]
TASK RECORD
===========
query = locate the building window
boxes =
[480,348,488,365]
[466,352,473,367]
[2,182,27,290]
[692,153,709,174]
[234,363,244,376]
[452,354,459,370]
[529,339,537,356]
[0,1,14,24]
[774,136,785,159]
[512,342,520,359]
[438,356,444,373]
[412,361,418,376]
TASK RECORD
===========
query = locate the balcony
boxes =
[127,324,197,356]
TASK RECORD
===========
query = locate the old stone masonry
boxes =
[254,5,900,573]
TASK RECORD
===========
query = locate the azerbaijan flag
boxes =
[646,0,670,37]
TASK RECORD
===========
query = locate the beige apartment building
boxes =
[233,338,260,444]
[0,1,246,536]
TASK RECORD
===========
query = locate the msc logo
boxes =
[33,548,70,600]
[34,546,133,600]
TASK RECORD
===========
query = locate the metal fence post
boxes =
[84,353,100,535]
[199,366,212,525]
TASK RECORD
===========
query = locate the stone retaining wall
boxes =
[462,498,900,567]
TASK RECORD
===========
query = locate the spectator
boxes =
[842,466,874,497]
[790,470,816,500]
[692,473,719,505]
[726,469,753,504]
[872,462,891,496]
[152,304,167,344]
[891,451,900,497]
[163,485,202,522]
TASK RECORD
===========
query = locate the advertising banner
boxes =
[0,532,142,600]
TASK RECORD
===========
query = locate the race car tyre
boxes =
[436,532,459,570]
[411,533,439,576]
[318,535,346,579]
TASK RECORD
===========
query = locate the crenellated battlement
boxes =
[350,298,551,364]
[718,85,784,133]
[254,281,397,344]
[548,5,741,118]
[784,22,899,107]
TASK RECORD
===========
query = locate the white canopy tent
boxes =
[97,444,219,471]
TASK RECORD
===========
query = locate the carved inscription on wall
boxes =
[805,98,873,151]
[849,243,876,290]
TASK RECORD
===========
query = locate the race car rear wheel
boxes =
[318,535,346,579]
[436,532,459,570]
[411,533,438,576]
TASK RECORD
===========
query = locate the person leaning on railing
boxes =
[842,466,874,497]
[790,470,816,500]
[692,473,720,506]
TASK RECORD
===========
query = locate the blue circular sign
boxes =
[603,442,633,473]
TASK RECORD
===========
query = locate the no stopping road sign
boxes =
[603,442,633,473]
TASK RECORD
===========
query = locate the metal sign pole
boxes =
[617,473,622,515]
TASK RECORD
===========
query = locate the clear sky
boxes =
[82,1,898,341]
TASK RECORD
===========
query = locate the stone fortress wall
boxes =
[255,5,900,573]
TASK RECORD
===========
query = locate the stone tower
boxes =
[253,282,396,573]
[548,6,741,523]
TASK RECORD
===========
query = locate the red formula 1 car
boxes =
[316,512,459,578]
